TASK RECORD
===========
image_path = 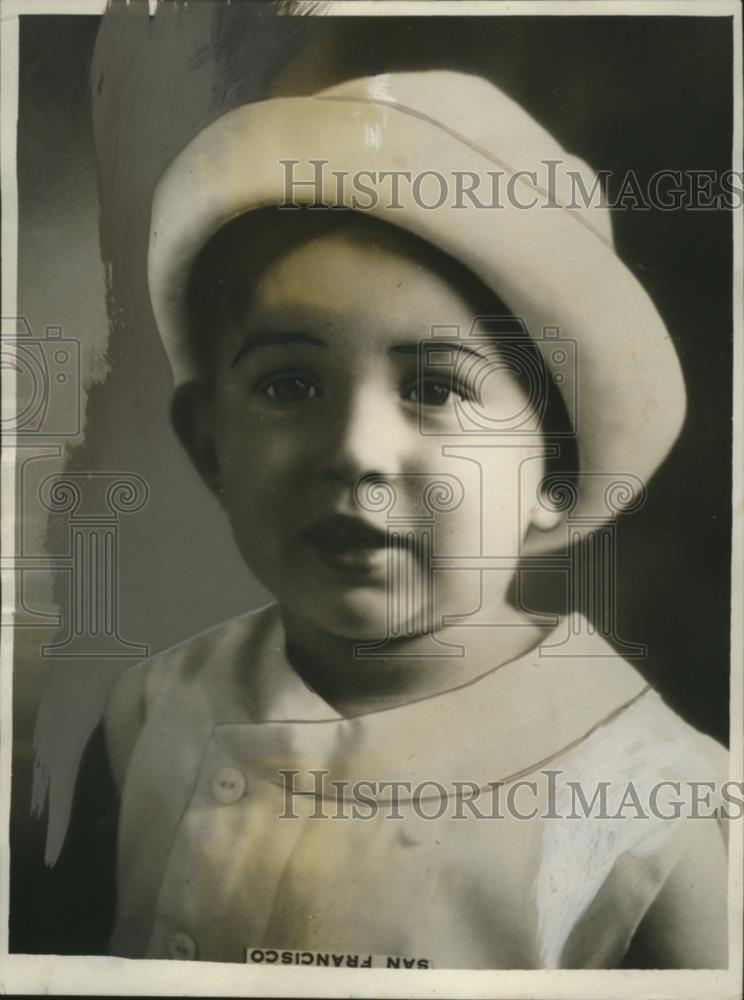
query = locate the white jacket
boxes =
[104,603,728,967]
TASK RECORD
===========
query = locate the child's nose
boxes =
[320,384,403,486]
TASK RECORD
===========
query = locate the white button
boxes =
[211,766,246,804]
[166,931,197,961]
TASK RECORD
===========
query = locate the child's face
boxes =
[183,217,552,640]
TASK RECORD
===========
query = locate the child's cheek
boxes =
[216,398,312,480]
[216,419,313,544]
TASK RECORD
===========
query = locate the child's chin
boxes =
[305,592,400,642]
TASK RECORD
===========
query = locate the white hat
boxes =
[147,70,686,552]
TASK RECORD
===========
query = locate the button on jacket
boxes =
[103,603,728,968]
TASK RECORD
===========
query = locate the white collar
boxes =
[198,604,650,796]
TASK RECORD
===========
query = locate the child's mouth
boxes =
[300,514,401,576]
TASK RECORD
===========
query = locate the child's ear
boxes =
[530,495,563,533]
[170,382,222,499]
[529,478,565,534]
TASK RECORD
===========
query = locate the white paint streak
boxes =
[361,74,394,150]
[367,73,395,104]
[363,123,383,152]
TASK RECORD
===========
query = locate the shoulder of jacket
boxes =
[103,603,278,787]
[143,601,278,697]
[556,686,728,787]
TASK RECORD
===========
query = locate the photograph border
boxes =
[1,0,742,996]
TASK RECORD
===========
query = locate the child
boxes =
[92,68,728,968]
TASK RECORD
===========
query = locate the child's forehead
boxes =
[252,218,411,281]
[252,224,449,301]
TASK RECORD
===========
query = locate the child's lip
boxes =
[300,514,388,552]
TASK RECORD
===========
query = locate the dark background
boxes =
[10,8,734,953]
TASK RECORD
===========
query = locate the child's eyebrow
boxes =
[229,332,328,368]
[389,341,489,362]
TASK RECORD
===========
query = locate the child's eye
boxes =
[403,376,469,407]
[254,372,321,403]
